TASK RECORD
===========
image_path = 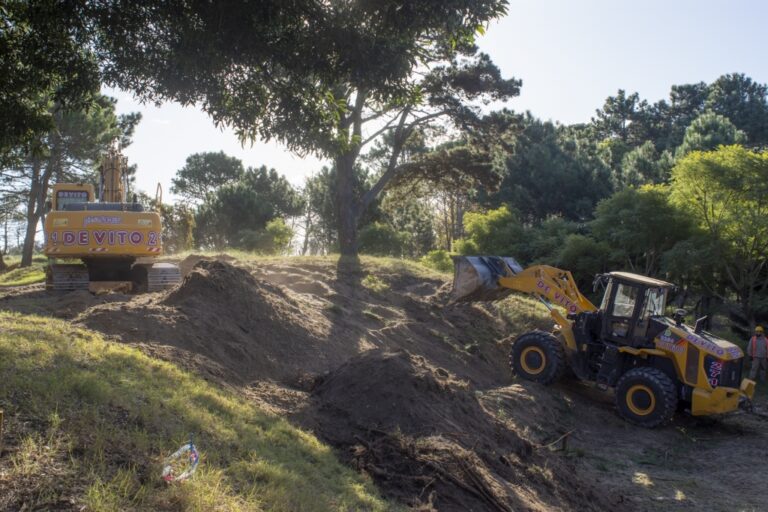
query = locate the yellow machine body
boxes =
[44,184,163,258]
[451,256,755,423]
[42,148,179,292]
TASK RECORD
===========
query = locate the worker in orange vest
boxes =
[747,325,768,381]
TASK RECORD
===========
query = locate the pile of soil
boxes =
[80,260,334,384]
[178,253,237,277]
[304,350,609,512]
[78,259,513,389]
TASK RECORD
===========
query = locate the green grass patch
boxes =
[0,312,394,511]
[361,274,389,293]
[496,294,554,336]
[0,264,46,286]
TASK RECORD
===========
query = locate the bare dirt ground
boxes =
[1,254,766,511]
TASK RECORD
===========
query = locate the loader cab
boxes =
[598,272,673,347]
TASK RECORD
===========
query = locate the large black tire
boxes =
[510,331,566,385]
[615,367,678,428]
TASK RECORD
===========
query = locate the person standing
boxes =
[747,326,768,381]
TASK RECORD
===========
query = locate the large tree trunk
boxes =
[21,158,42,267]
[335,154,358,256]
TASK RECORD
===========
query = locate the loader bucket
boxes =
[450,256,524,302]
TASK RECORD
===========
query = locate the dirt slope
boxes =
[1,254,766,511]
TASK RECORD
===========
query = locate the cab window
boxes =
[55,190,89,210]
[640,287,667,321]
[611,283,638,318]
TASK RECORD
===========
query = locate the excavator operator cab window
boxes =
[54,189,90,210]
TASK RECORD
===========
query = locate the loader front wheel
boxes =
[510,331,565,385]
[615,367,678,428]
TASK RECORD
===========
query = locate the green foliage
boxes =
[420,249,454,274]
[556,235,611,292]
[456,206,522,256]
[705,73,768,143]
[0,312,391,511]
[238,218,294,255]
[195,166,303,249]
[675,111,747,157]
[489,114,613,222]
[379,192,436,258]
[0,2,100,163]
[361,274,389,293]
[591,186,694,276]
[0,264,45,286]
[670,145,768,322]
[158,203,195,254]
[171,151,245,203]
[620,141,664,185]
[358,222,409,257]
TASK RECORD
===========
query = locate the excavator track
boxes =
[47,263,90,291]
[144,263,182,292]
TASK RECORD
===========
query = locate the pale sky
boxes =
[109,0,768,198]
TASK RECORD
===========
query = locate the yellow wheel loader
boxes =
[452,256,756,427]
[42,147,181,292]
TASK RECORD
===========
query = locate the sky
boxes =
[109,0,768,198]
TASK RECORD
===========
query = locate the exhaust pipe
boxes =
[450,256,523,302]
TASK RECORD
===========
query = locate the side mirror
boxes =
[44,200,52,213]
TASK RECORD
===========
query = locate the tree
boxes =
[89,0,518,255]
[591,186,694,277]
[194,166,303,249]
[454,206,524,256]
[0,1,100,163]
[301,165,382,255]
[171,151,245,203]
[670,146,768,326]
[592,90,649,146]
[675,111,747,157]
[490,115,612,222]
[239,218,294,255]
[2,94,139,266]
[358,222,409,257]
[705,73,768,144]
[620,141,664,186]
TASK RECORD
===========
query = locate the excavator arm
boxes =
[452,256,597,349]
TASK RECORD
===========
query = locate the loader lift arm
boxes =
[452,256,596,350]
[497,265,597,350]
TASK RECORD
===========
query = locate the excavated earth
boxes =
[1,255,766,511]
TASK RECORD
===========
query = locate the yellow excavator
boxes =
[452,256,756,427]
[43,147,181,292]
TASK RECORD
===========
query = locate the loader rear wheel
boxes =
[615,367,678,428]
[510,331,565,385]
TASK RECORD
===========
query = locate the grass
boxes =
[0,263,46,286]
[164,250,450,281]
[496,294,554,337]
[0,312,394,511]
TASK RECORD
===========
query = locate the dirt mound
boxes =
[80,260,333,383]
[178,253,237,276]
[305,350,609,512]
